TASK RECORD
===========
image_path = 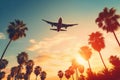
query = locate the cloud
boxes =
[0,33,6,39]
[35,54,53,62]
[27,33,81,53]
[29,39,36,44]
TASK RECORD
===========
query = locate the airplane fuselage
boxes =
[57,17,62,32]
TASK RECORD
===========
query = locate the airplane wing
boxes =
[42,19,58,27]
[62,24,78,28]
[50,28,66,31]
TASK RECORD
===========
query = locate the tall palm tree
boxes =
[24,60,34,80]
[40,71,47,80]
[58,70,64,80]
[79,46,92,71]
[0,19,28,60]
[88,31,107,70]
[34,66,42,80]
[0,59,8,72]
[16,52,28,80]
[96,7,120,47]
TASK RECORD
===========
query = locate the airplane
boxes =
[42,17,78,32]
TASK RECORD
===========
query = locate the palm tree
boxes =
[17,73,25,80]
[0,59,8,72]
[24,60,34,80]
[71,59,79,80]
[0,71,5,80]
[109,55,120,67]
[78,64,84,80]
[78,64,84,75]
[10,66,19,80]
[40,71,47,80]
[58,70,64,80]
[68,66,75,80]
[109,55,120,80]
[0,19,28,60]
[65,69,71,80]
[34,66,42,80]
[16,52,28,79]
[96,7,120,47]
[88,31,107,70]
[79,46,92,71]
[7,74,12,80]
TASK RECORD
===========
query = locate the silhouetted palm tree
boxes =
[40,71,47,80]
[18,73,25,80]
[86,68,95,80]
[58,70,64,80]
[96,7,120,47]
[78,64,84,74]
[71,59,79,80]
[109,55,120,80]
[0,71,5,80]
[88,31,107,70]
[0,59,8,72]
[16,52,28,79]
[78,64,85,80]
[79,46,92,71]
[10,66,19,80]
[34,66,42,80]
[65,69,71,80]
[109,55,120,67]
[0,19,28,60]
[68,66,75,80]
[24,60,34,80]
[7,74,12,80]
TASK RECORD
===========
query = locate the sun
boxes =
[75,55,88,67]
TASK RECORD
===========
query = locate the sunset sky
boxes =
[0,0,120,80]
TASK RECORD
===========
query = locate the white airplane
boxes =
[42,17,78,32]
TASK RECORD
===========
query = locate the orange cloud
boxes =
[27,33,81,53]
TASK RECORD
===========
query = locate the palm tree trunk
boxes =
[72,75,74,80]
[99,52,107,70]
[36,76,37,80]
[113,31,120,47]
[25,74,30,80]
[75,69,78,80]
[88,60,94,80]
[0,39,12,60]
[16,65,22,80]
[88,60,91,71]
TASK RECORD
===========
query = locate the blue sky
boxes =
[0,0,120,80]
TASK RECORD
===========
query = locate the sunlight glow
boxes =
[75,55,88,67]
